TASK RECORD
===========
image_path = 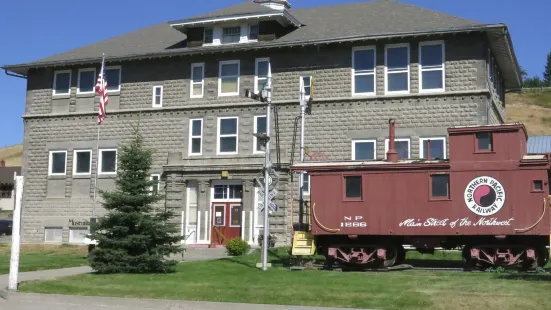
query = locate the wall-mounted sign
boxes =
[464,176,505,216]
[69,219,90,226]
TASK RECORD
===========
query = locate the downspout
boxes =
[4,69,27,80]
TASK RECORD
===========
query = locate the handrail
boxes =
[312,202,340,233]
[515,197,547,233]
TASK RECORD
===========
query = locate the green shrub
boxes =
[225,237,249,256]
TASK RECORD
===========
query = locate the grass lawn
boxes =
[17,247,551,310]
[0,244,89,274]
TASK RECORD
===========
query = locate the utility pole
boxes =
[261,72,272,271]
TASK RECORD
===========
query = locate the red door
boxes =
[211,203,243,246]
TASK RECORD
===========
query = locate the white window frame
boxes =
[384,43,410,95]
[254,57,270,94]
[190,63,205,98]
[221,26,242,44]
[53,70,71,96]
[217,116,239,155]
[253,115,267,154]
[419,137,447,159]
[72,149,92,176]
[300,75,312,100]
[384,138,411,159]
[218,60,240,97]
[77,68,96,94]
[69,227,89,244]
[105,66,122,93]
[302,173,310,196]
[351,139,377,160]
[152,85,163,107]
[419,41,445,93]
[48,150,67,176]
[149,174,161,194]
[351,46,376,96]
[188,118,203,156]
[98,148,118,175]
[44,227,63,243]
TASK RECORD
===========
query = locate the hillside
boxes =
[0,90,548,166]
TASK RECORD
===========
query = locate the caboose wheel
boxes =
[383,244,398,268]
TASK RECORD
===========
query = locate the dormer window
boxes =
[222,27,241,44]
[203,28,213,44]
[249,24,259,40]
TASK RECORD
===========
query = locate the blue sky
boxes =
[0,0,549,148]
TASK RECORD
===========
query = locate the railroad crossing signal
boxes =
[257,188,278,212]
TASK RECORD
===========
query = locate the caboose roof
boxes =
[291,159,450,172]
[448,123,527,138]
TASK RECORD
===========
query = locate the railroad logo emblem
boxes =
[464,176,505,216]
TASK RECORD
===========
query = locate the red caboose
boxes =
[291,120,551,270]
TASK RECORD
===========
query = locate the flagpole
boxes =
[92,124,100,217]
[92,53,105,218]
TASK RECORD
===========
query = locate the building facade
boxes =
[3,0,521,246]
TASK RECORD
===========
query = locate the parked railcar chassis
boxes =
[315,235,550,271]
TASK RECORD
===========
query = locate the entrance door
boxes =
[211,203,243,246]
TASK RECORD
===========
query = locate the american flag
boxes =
[95,55,108,125]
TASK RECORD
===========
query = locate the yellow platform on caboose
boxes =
[292,231,316,256]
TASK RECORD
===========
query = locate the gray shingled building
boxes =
[2,0,520,246]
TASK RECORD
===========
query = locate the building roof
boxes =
[1,0,521,88]
[527,135,551,154]
[0,167,20,185]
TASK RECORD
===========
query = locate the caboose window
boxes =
[476,132,492,151]
[345,176,362,199]
[431,174,449,198]
[533,180,543,191]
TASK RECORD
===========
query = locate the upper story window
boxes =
[105,67,121,92]
[249,24,259,40]
[189,118,203,156]
[420,137,446,160]
[352,139,376,160]
[385,43,410,94]
[219,60,240,96]
[152,86,163,107]
[77,68,96,94]
[301,76,312,99]
[217,117,239,155]
[385,138,410,159]
[191,63,204,98]
[222,26,241,44]
[352,46,376,95]
[99,149,117,175]
[48,150,67,176]
[302,173,310,195]
[253,115,267,153]
[204,28,213,44]
[73,149,92,175]
[419,41,445,92]
[53,70,71,96]
[255,58,270,93]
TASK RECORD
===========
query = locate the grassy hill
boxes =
[0,90,548,166]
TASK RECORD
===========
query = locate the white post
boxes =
[92,125,100,217]
[261,72,272,271]
[8,176,24,291]
[298,78,306,228]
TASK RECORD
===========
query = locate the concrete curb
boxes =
[0,286,11,301]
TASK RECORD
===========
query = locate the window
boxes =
[203,28,213,44]
[533,180,543,192]
[230,205,243,227]
[187,183,198,225]
[189,119,203,155]
[149,174,160,195]
[218,60,240,96]
[44,227,63,243]
[105,67,121,92]
[249,24,259,40]
[213,184,243,200]
[0,184,13,198]
[344,176,362,199]
[99,149,117,174]
[476,132,493,151]
[352,46,376,95]
[301,76,312,99]
[253,115,267,153]
[48,150,67,176]
[419,41,445,92]
[255,58,270,93]
[352,140,376,160]
[73,150,92,175]
[190,63,204,98]
[302,173,310,195]
[77,68,96,94]
[420,137,446,159]
[53,70,71,95]
[69,227,89,244]
[431,174,449,199]
[217,117,238,155]
[385,139,410,159]
[385,44,410,94]
[152,86,163,107]
[222,26,241,43]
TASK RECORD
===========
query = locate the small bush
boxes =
[225,238,249,256]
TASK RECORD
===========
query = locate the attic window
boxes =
[222,27,241,43]
[203,28,213,44]
[249,24,259,40]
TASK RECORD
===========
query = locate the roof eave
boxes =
[2,23,515,80]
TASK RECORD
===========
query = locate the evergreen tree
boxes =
[89,122,184,274]
[544,51,551,86]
